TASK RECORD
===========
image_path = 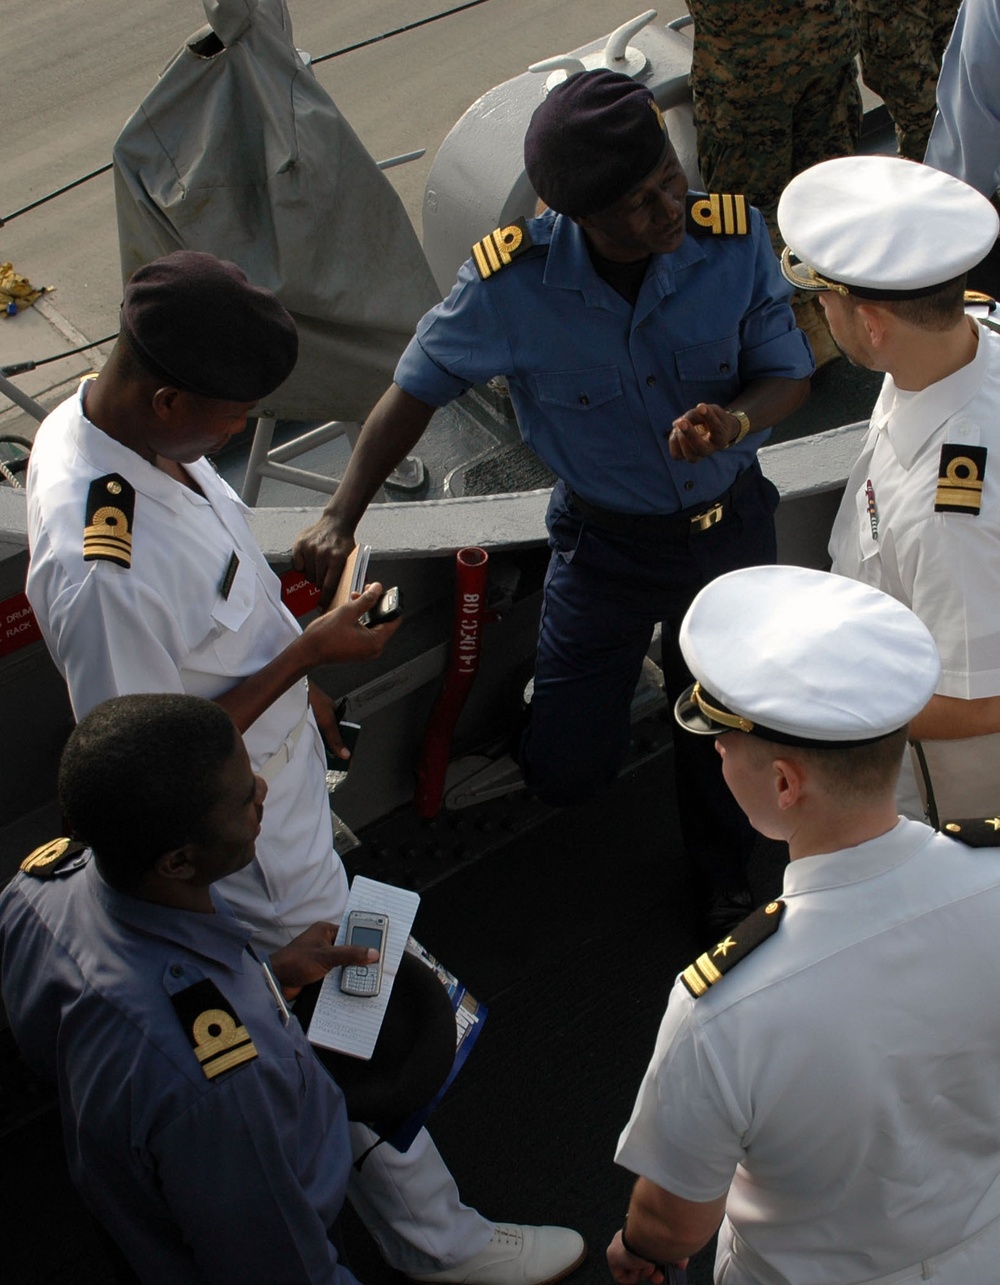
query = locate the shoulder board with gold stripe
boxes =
[681,899,785,998]
[935,444,987,515]
[84,473,135,568]
[939,815,1000,847]
[20,837,88,879]
[964,289,996,314]
[472,217,534,281]
[685,192,750,237]
[170,978,258,1081]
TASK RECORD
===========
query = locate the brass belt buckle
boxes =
[690,502,723,532]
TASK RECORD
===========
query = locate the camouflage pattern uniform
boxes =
[853,0,961,160]
[688,1,862,366]
[688,0,862,256]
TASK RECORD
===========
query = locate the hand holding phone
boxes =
[361,586,403,628]
[340,910,388,996]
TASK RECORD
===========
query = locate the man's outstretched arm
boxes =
[214,583,401,733]
[293,386,436,609]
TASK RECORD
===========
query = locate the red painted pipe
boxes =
[414,547,489,817]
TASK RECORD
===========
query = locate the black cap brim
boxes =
[674,684,731,736]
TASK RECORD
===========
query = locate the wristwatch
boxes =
[726,409,751,448]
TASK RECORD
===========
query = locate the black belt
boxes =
[567,465,759,539]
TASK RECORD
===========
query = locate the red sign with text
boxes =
[0,592,43,657]
[280,570,322,618]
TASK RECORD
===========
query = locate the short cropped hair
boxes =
[59,694,239,891]
[847,274,967,331]
[745,726,909,805]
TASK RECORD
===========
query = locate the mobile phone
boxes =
[326,720,360,773]
[361,586,403,628]
[339,910,388,997]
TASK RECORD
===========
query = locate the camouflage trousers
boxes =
[693,60,862,255]
[852,0,961,159]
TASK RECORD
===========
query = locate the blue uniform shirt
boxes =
[0,858,358,1285]
[395,205,814,514]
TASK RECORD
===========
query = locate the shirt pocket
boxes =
[210,552,257,673]
[673,334,741,385]
[531,366,626,414]
[529,366,638,458]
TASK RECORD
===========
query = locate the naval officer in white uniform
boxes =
[777,154,1000,825]
[608,564,1000,1283]
[25,251,585,1285]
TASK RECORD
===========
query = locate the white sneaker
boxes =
[408,1223,587,1285]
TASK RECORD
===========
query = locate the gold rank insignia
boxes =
[681,899,785,998]
[83,473,135,568]
[939,816,1000,848]
[935,444,987,515]
[685,192,750,238]
[20,837,88,879]
[171,978,258,1081]
[472,217,534,280]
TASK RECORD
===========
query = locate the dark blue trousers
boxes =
[518,468,779,895]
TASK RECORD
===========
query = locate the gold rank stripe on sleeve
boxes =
[681,899,785,998]
[471,217,534,280]
[83,473,136,568]
[935,444,987,515]
[685,192,750,237]
[170,978,259,1081]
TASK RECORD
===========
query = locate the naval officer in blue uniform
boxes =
[0,694,374,1285]
[294,70,814,927]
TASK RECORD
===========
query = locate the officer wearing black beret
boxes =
[295,70,815,932]
[26,251,585,1284]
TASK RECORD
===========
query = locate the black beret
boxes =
[120,251,298,402]
[524,70,668,217]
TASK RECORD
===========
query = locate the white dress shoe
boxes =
[408,1222,587,1285]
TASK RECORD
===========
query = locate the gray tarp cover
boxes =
[113,0,440,421]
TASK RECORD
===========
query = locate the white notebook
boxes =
[306,876,420,1058]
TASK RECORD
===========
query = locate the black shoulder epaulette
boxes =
[681,899,785,998]
[935,444,987,515]
[170,978,259,1081]
[20,837,88,879]
[940,816,1000,847]
[685,192,751,238]
[472,217,535,280]
[83,473,135,568]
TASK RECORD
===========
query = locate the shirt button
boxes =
[719,362,731,373]
[579,395,589,406]
[646,375,656,387]
[684,480,695,491]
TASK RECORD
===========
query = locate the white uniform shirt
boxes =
[828,319,1000,817]
[616,819,1000,1283]
[26,388,348,948]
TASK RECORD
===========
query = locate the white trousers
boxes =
[225,720,493,1273]
[347,1123,493,1272]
